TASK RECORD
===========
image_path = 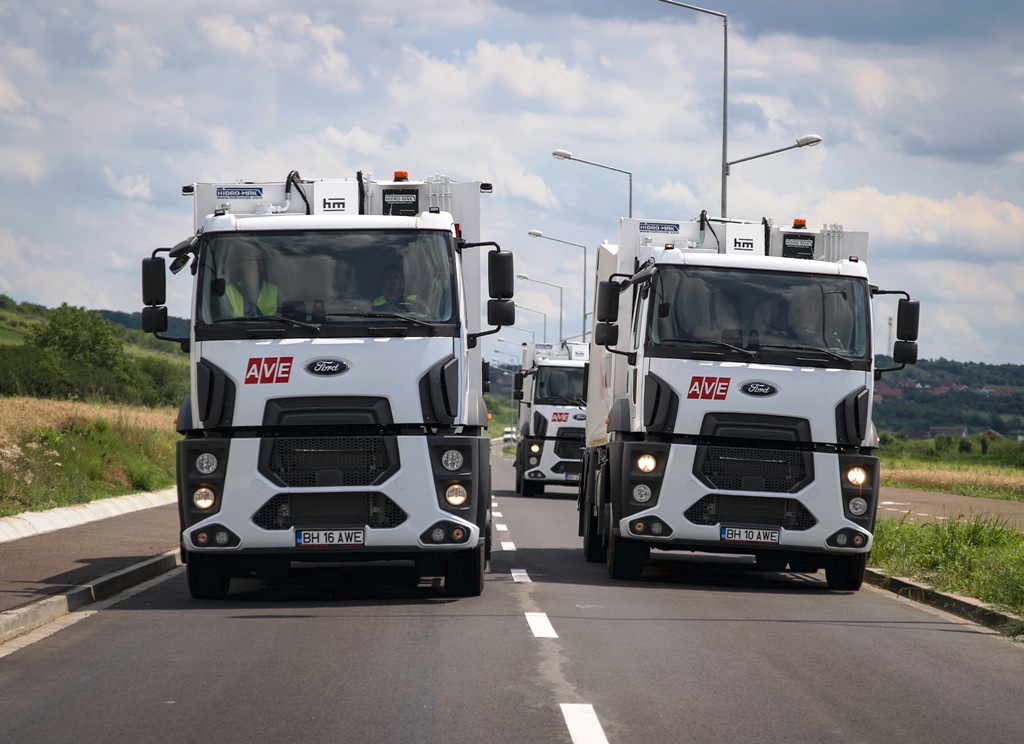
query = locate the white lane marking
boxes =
[496,523,509,532]
[525,612,558,638]
[501,541,517,551]
[880,501,911,506]
[560,704,609,744]
[511,568,531,583]
[492,511,503,518]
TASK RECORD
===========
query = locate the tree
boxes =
[29,303,127,372]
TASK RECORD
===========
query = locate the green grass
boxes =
[0,413,177,517]
[871,514,1024,625]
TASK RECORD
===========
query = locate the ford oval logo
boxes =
[740,381,778,397]
[573,413,586,421]
[305,358,349,376]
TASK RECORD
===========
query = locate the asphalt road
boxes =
[1,451,1023,743]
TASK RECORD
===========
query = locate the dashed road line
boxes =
[511,568,531,583]
[560,704,609,744]
[501,541,517,551]
[525,612,558,638]
[496,523,509,532]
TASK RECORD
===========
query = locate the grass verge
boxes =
[0,397,178,518]
[870,513,1024,625]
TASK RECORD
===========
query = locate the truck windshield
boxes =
[195,229,457,334]
[535,366,586,405]
[648,266,871,365]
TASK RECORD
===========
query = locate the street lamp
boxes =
[528,230,588,341]
[517,273,563,345]
[514,303,548,344]
[551,149,633,218]
[658,1,728,215]
[726,134,823,178]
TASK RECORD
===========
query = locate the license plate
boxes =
[720,526,780,544]
[294,529,365,547]
[566,473,580,481]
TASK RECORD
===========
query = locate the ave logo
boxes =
[244,357,293,384]
[687,376,730,400]
[551,412,569,423]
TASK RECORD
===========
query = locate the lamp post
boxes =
[726,134,823,182]
[551,150,632,218]
[517,274,563,345]
[514,303,548,344]
[658,1,728,215]
[528,230,588,341]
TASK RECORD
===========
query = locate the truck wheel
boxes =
[187,553,231,600]
[583,499,606,563]
[606,527,648,580]
[445,544,485,597]
[825,553,867,591]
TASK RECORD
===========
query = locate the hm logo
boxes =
[734,238,754,250]
[322,197,346,212]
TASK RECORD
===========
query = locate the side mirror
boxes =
[488,250,514,299]
[594,322,618,347]
[141,306,168,334]
[513,371,524,394]
[481,360,491,393]
[896,298,920,341]
[596,280,620,323]
[487,298,515,326]
[893,340,918,365]
[142,257,167,307]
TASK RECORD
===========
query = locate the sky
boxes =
[2,0,1023,366]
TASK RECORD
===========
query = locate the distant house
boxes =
[928,426,968,438]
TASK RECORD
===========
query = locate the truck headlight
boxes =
[846,466,868,487]
[196,453,218,475]
[193,487,215,509]
[441,449,464,471]
[636,454,657,473]
[445,484,468,506]
[848,496,869,516]
[633,484,653,503]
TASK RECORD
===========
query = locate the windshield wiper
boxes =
[659,337,756,360]
[211,315,321,332]
[326,311,438,333]
[759,343,855,366]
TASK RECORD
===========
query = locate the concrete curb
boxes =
[0,488,177,543]
[864,568,1022,633]
[0,550,182,645]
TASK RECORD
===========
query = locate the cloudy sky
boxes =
[2,1,1023,366]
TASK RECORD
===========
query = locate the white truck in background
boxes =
[513,341,588,497]
[141,169,515,599]
[580,213,919,590]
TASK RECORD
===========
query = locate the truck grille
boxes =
[684,494,817,531]
[697,445,810,493]
[252,492,407,531]
[266,436,393,487]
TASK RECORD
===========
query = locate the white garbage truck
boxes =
[512,341,589,497]
[141,169,515,598]
[580,213,919,590]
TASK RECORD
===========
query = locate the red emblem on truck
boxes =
[244,357,293,384]
[687,376,730,400]
[551,412,569,423]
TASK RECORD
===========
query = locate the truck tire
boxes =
[187,553,231,600]
[606,526,649,580]
[582,498,606,563]
[825,553,867,591]
[445,544,485,597]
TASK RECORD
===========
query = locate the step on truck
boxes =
[141,169,515,599]
[512,341,589,497]
[579,214,919,590]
